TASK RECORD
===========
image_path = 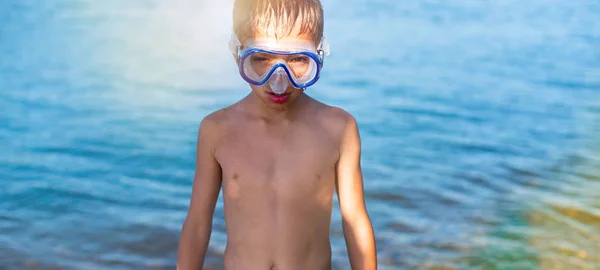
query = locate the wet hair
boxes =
[233,0,324,44]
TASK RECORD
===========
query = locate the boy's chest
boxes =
[214,125,339,192]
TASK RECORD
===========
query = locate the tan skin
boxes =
[177,30,376,270]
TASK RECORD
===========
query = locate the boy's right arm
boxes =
[177,116,222,270]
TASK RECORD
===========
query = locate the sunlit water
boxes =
[1,0,599,269]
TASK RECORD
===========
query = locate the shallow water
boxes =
[1,0,599,269]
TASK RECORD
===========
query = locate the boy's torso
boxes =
[212,97,346,270]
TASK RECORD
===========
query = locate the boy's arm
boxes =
[336,113,377,270]
[177,116,222,270]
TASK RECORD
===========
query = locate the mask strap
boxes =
[229,32,242,61]
[317,37,331,66]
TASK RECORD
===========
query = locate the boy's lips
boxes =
[267,92,290,103]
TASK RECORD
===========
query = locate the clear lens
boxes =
[241,50,319,85]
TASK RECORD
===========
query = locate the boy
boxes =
[177,0,377,269]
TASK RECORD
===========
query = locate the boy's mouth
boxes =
[266,92,290,103]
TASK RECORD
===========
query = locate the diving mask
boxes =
[229,34,331,94]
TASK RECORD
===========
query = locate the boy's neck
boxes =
[245,92,308,123]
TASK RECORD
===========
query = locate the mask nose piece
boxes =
[269,67,289,94]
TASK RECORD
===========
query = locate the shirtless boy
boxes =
[177,0,376,269]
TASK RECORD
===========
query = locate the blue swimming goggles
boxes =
[229,34,331,90]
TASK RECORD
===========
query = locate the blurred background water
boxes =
[1,0,599,269]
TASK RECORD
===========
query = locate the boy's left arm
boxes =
[336,113,377,270]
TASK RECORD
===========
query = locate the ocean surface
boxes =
[1,0,599,269]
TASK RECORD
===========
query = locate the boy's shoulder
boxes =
[199,101,248,129]
[313,100,358,130]
[201,106,230,125]
[196,105,234,142]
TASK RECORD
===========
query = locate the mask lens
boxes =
[241,50,319,86]
[286,54,312,79]
[247,52,273,78]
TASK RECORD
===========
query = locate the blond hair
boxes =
[233,0,324,44]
